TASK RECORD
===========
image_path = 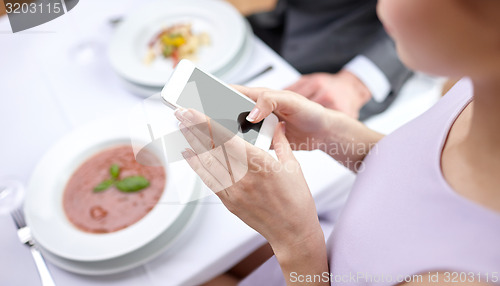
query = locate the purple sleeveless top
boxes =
[328,78,500,284]
[240,78,500,286]
[328,79,500,285]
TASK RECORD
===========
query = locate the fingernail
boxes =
[246,108,260,122]
[178,122,186,131]
[175,108,193,123]
[181,148,194,159]
[181,150,190,160]
[281,121,286,133]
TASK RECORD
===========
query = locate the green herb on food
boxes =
[93,179,114,192]
[162,45,173,57]
[116,176,150,193]
[110,164,120,179]
[93,164,150,194]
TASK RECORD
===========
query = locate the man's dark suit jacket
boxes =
[248,0,413,119]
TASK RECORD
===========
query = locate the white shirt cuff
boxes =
[344,55,391,103]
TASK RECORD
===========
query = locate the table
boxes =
[0,1,443,285]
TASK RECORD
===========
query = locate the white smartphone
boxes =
[161,59,278,150]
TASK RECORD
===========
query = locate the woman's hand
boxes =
[175,108,322,247]
[233,85,333,152]
[234,85,384,172]
[175,108,328,284]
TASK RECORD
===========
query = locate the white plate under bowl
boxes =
[108,0,246,87]
[24,115,199,262]
[39,183,201,276]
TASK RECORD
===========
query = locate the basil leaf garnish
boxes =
[116,176,150,193]
[93,164,149,194]
[93,179,114,192]
[110,164,120,179]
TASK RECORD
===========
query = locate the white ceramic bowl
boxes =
[25,115,199,261]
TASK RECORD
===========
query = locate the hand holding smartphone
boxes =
[161,59,278,151]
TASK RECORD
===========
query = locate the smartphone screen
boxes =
[176,68,263,144]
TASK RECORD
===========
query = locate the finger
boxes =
[221,139,250,184]
[178,120,212,153]
[272,122,296,164]
[285,77,314,98]
[181,148,227,194]
[308,87,328,103]
[313,89,339,111]
[179,122,232,171]
[193,117,256,184]
[196,147,235,190]
[245,90,302,123]
[175,108,234,153]
[232,85,294,123]
[175,107,208,127]
[206,119,252,179]
[175,108,212,148]
[177,109,250,172]
[182,147,237,195]
[299,82,320,99]
[284,77,306,92]
[230,85,271,102]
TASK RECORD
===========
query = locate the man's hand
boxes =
[286,70,372,119]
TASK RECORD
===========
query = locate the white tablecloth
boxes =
[0,1,443,285]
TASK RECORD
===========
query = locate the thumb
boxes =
[231,85,275,123]
[246,90,281,123]
[232,85,298,123]
[272,122,295,163]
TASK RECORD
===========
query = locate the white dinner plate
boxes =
[120,21,255,98]
[24,114,199,261]
[39,184,201,275]
[210,19,255,82]
[108,0,246,87]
